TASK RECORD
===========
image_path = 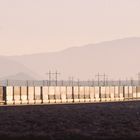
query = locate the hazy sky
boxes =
[0,0,140,55]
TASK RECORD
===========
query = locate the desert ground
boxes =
[0,101,140,140]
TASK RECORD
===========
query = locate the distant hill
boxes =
[9,37,140,80]
[0,72,35,80]
[0,56,41,80]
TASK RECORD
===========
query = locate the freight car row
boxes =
[0,86,140,105]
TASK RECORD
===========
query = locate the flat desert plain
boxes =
[0,102,140,140]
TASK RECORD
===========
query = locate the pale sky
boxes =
[0,0,140,56]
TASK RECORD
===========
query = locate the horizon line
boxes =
[0,36,140,57]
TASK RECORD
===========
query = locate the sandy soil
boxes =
[0,101,140,140]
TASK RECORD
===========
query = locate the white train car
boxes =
[114,86,119,101]
[106,86,110,101]
[84,86,90,102]
[48,86,56,103]
[132,86,137,99]
[101,87,106,102]
[124,86,129,100]
[136,86,140,99]
[0,87,5,104]
[55,86,61,103]
[73,86,79,102]
[79,86,85,102]
[128,86,133,99]
[61,86,67,103]
[13,86,21,104]
[21,86,28,104]
[28,87,35,104]
[42,86,49,103]
[119,86,124,101]
[94,86,100,102]
[89,87,95,102]
[35,87,42,104]
[110,86,115,101]
[6,86,14,105]
[66,87,73,103]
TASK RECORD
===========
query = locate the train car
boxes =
[35,86,42,104]
[114,86,119,101]
[1,85,140,105]
[48,86,56,103]
[94,86,100,102]
[13,86,21,104]
[101,86,106,102]
[0,86,6,105]
[61,86,67,103]
[42,86,49,103]
[110,86,115,101]
[79,86,85,102]
[28,86,35,104]
[136,86,140,99]
[66,86,73,103]
[21,86,28,104]
[6,86,14,105]
[106,86,110,101]
[55,86,61,103]
[84,86,90,102]
[73,86,79,102]
[89,86,95,102]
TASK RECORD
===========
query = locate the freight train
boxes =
[0,86,140,105]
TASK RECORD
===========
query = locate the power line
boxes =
[54,70,61,86]
[95,73,108,86]
[68,76,74,86]
[46,70,61,86]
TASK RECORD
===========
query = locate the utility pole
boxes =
[69,76,74,86]
[46,70,61,86]
[137,72,140,86]
[77,79,80,86]
[95,73,100,86]
[71,77,74,86]
[103,73,106,86]
[130,77,133,86]
[6,79,9,86]
[118,79,121,86]
[55,70,61,86]
[125,78,128,86]
[61,80,64,86]
[46,70,51,86]
[68,77,71,86]
[92,79,94,87]
[87,79,90,86]
[111,79,114,86]
[95,73,108,86]
[105,77,108,86]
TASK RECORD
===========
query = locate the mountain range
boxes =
[0,37,140,81]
